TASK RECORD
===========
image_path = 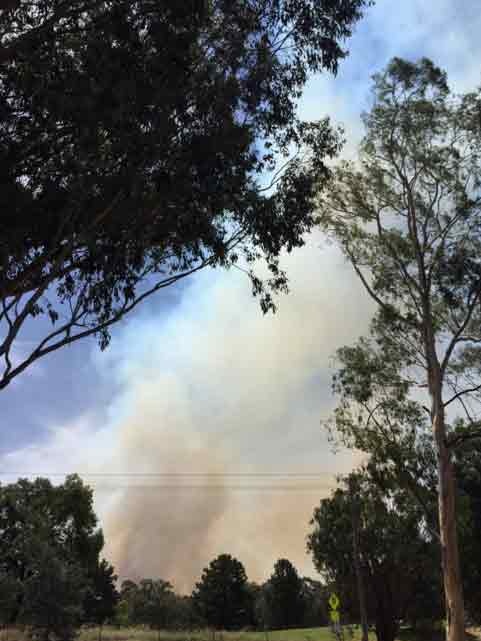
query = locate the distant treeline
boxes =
[115,557,328,632]
[0,475,326,641]
[0,435,480,641]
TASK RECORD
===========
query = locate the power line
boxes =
[0,472,335,491]
[0,472,333,477]
[90,485,332,491]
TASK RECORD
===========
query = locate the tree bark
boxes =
[421,269,465,641]
[349,479,369,641]
[375,614,397,641]
[433,407,465,641]
[374,584,397,641]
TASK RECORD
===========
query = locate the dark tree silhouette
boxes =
[83,559,119,626]
[308,468,443,641]
[19,543,86,641]
[192,554,250,630]
[0,474,107,632]
[0,0,369,388]
[264,559,305,629]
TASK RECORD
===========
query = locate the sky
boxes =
[1,0,481,593]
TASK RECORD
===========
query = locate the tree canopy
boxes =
[263,559,305,630]
[0,474,115,637]
[453,438,481,622]
[308,468,443,641]
[83,558,118,626]
[120,578,176,631]
[19,542,87,641]
[317,57,481,641]
[0,0,369,388]
[192,553,250,630]
[0,475,103,582]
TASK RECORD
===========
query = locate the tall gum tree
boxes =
[317,58,481,641]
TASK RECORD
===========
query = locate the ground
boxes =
[78,625,481,641]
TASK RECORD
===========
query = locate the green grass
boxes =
[4,624,479,641]
[246,627,375,641]
[79,626,375,641]
[78,624,481,641]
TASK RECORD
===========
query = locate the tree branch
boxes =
[441,287,481,377]
[444,383,481,409]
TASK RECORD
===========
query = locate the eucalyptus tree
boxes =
[318,58,481,641]
[308,468,443,641]
[0,0,369,388]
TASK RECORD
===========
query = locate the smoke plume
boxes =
[0,237,372,591]
[94,237,372,591]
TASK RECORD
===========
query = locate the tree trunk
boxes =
[375,616,397,641]
[374,595,397,641]
[434,408,465,641]
[350,479,369,641]
[423,298,465,641]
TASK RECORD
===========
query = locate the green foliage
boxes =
[118,580,197,630]
[118,580,139,625]
[455,438,481,622]
[112,600,130,628]
[263,560,305,630]
[0,475,110,635]
[300,578,328,628]
[133,579,176,630]
[318,56,481,435]
[318,58,481,634]
[250,576,326,631]
[307,469,443,641]
[0,475,103,586]
[329,340,440,535]
[19,542,86,641]
[192,554,251,630]
[83,559,119,625]
[0,571,22,625]
[0,0,369,388]
[164,595,197,630]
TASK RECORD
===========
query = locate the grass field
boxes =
[78,625,481,641]
[79,627,374,641]
[2,624,480,641]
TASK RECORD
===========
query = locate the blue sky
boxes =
[2,0,481,590]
